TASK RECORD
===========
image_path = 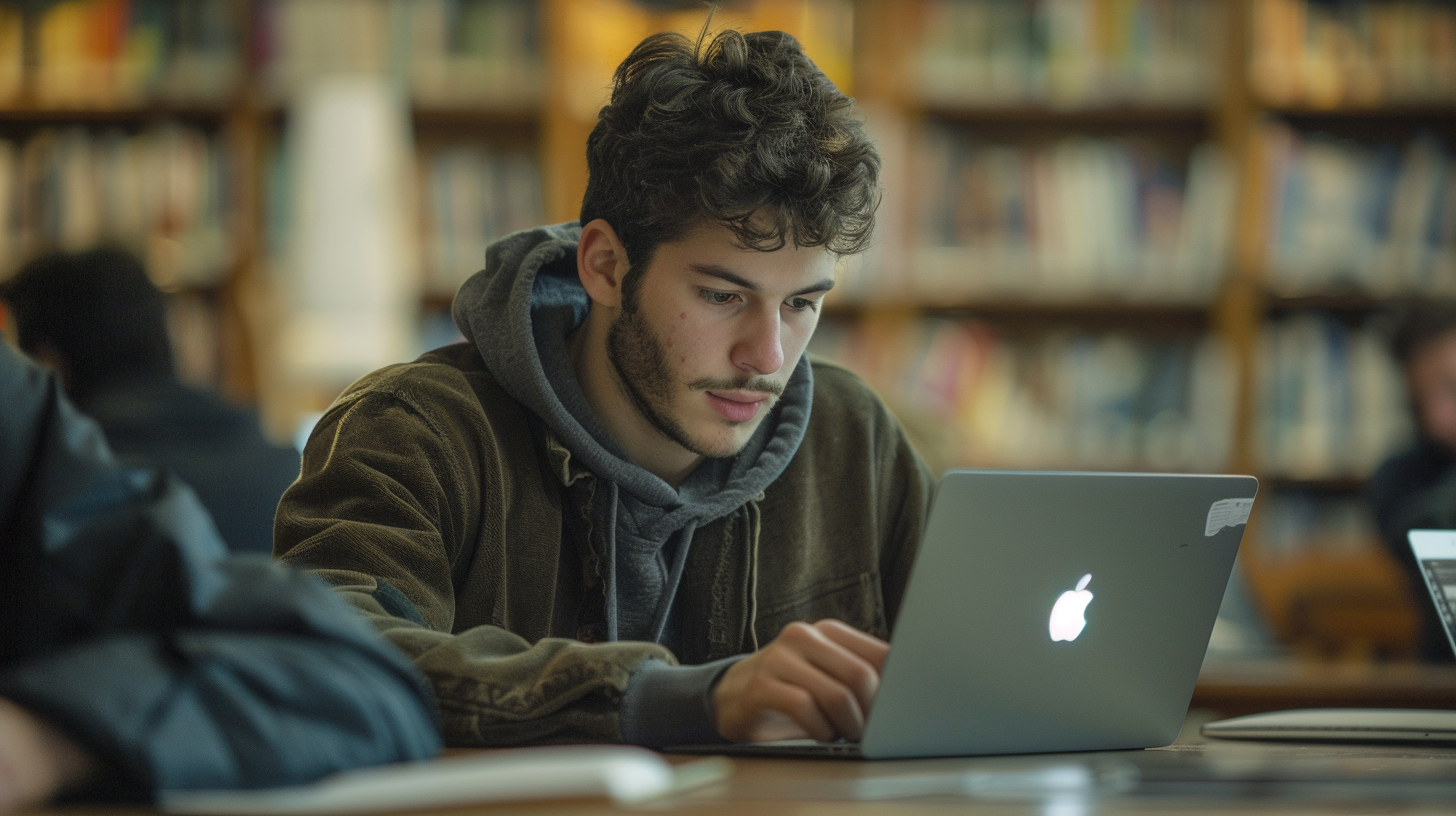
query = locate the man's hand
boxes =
[0,698,95,813]
[712,619,890,743]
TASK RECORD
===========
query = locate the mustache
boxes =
[687,377,784,397]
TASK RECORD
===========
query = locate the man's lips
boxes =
[705,390,770,423]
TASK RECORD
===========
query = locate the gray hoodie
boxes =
[452,222,812,745]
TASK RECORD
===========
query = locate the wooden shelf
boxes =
[0,102,236,124]
[1259,101,1456,120]
[412,105,543,128]
[920,103,1212,128]
[248,103,543,128]
[1263,476,1369,494]
[825,297,1212,324]
[421,293,455,312]
[1263,292,1392,314]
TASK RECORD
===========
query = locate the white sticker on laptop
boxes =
[1205,498,1254,537]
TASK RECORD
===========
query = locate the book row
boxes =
[0,121,552,302]
[1250,0,1456,108]
[261,0,542,107]
[900,129,1233,303]
[808,316,1237,476]
[917,0,1220,108]
[1255,313,1412,481]
[1256,492,1382,562]
[420,144,544,295]
[0,0,241,107]
[0,124,232,289]
[1263,125,1456,297]
[0,0,543,109]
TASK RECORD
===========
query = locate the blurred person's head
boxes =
[0,249,174,398]
[572,26,878,472]
[1390,300,1456,454]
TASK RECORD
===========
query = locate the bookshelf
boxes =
[842,0,1456,660]
[1,0,1452,659]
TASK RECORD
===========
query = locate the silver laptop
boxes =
[1409,529,1456,657]
[671,469,1257,759]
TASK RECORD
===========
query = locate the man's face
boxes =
[1410,330,1456,454]
[606,222,836,459]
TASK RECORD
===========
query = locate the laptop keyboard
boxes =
[668,739,864,759]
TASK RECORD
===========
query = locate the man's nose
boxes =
[733,307,784,376]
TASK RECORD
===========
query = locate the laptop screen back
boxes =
[1408,530,1456,659]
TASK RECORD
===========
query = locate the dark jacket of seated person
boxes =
[0,249,300,555]
[0,341,441,810]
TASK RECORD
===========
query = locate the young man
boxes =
[1371,300,1456,662]
[0,342,439,811]
[275,29,932,749]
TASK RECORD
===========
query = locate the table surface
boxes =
[32,660,1456,816]
[1193,657,1456,715]
[36,719,1456,816]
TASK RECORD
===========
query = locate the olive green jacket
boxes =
[274,341,932,746]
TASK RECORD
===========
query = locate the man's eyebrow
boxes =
[690,263,836,298]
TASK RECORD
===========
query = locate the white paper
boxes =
[160,747,731,815]
[1204,498,1254,537]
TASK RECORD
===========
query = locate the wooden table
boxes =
[1193,658,1456,716]
[34,715,1456,816]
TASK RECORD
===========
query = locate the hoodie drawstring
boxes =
[604,481,620,643]
[746,498,762,651]
[648,520,698,645]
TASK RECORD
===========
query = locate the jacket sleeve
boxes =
[0,346,441,799]
[273,381,674,747]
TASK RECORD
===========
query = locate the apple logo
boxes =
[1049,573,1093,642]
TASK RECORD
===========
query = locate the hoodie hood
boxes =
[453,223,812,644]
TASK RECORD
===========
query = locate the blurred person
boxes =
[0,340,440,812]
[1371,300,1456,662]
[276,27,932,750]
[0,249,300,555]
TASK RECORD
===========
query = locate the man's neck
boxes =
[568,310,702,488]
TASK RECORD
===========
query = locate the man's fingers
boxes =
[766,643,869,740]
[715,621,892,745]
[813,619,891,671]
[779,623,879,718]
[755,678,838,743]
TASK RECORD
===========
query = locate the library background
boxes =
[0,0,1452,662]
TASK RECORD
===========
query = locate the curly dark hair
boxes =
[580,26,880,303]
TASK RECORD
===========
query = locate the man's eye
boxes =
[702,290,738,305]
[787,298,819,312]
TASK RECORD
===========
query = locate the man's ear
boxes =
[577,219,630,309]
